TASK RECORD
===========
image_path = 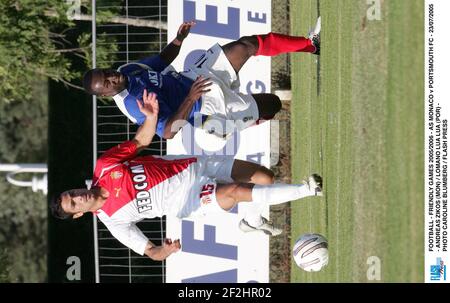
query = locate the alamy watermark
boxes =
[171,114,280,166]
[367,0,382,21]
[66,0,81,20]
[366,256,381,281]
[66,256,81,281]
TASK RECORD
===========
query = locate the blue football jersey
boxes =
[112,55,202,138]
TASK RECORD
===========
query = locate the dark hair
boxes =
[50,194,72,220]
[82,69,97,95]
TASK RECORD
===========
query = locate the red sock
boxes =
[255,32,316,56]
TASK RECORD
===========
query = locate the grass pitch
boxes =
[290,0,424,282]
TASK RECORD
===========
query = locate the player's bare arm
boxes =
[133,89,159,151]
[144,238,181,261]
[159,21,195,65]
[163,76,212,139]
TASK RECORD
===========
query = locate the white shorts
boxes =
[177,155,236,218]
[181,44,260,136]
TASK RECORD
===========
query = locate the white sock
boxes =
[242,199,264,227]
[251,183,314,206]
[243,183,314,228]
[244,212,264,227]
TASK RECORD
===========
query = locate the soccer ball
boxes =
[292,233,329,272]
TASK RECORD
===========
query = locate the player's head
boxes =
[83,68,127,97]
[51,189,98,220]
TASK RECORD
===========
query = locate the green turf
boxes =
[289,0,424,282]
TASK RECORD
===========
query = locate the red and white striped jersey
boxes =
[92,140,199,255]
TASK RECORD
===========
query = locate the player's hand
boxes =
[162,238,181,255]
[186,76,212,103]
[176,20,196,42]
[137,89,159,119]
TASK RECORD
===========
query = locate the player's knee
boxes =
[253,168,275,185]
[271,95,282,114]
[264,169,275,184]
[267,95,282,117]
[224,183,240,204]
[232,183,253,201]
[258,94,281,119]
[237,36,259,55]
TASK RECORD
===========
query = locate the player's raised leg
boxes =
[242,174,322,236]
[222,17,321,74]
[252,93,282,121]
[230,159,275,185]
[229,159,277,232]
[215,174,323,236]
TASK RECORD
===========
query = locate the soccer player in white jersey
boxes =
[82,18,321,139]
[51,91,323,261]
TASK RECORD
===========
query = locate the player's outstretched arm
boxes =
[163,76,212,139]
[144,238,181,261]
[159,21,195,65]
[133,89,159,151]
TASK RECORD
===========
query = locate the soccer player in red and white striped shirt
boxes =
[51,91,323,261]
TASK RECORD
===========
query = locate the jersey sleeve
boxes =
[96,140,138,169]
[120,98,169,138]
[98,215,149,255]
[124,95,146,125]
[156,116,168,138]
[138,55,169,73]
[154,99,174,138]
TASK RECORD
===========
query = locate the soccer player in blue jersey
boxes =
[83,19,321,139]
